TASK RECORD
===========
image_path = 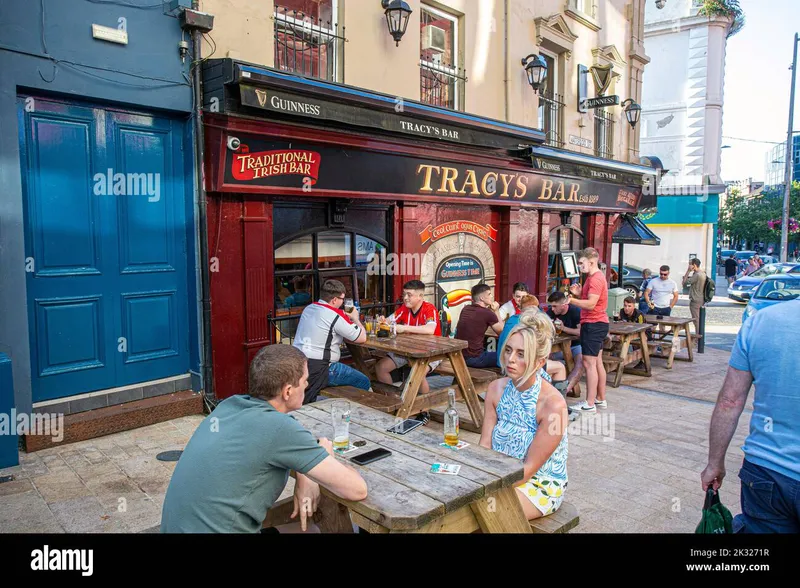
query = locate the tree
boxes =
[720,182,800,251]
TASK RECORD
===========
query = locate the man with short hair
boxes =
[498,282,529,322]
[294,279,369,405]
[701,300,800,533]
[565,247,609,413]
[724,254,738,286]
[638,268,653,314]
[161,344,368,534]
[546,291,583,396]
[645,265,679,317]
[455,283,505,368]
[682,258,708,334]
[375,280,441,395]
[618,296,644,323]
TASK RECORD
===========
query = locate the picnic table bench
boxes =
[604,322,652,387]
[643,316,695,368]
[266,400,577,534]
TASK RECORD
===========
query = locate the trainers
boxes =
[568,409,581,422]
[595,399,608,409]
[573,401,596,413]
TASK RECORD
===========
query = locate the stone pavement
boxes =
[1,343,748,533]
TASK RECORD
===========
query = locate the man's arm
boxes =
[561,324,580,336]
[671,288,679,308]
[568,293,599,310]
[304,450,369,502]
[490,317,505,335]
[701,366,753,490]
[396,322,437,335]
[644,287,653,306]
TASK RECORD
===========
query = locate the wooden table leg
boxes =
[613,335,631,387]
[561,343,582,398]
[395,358,429,420]
[640,331,652,375]
[313,493,356,533]
[684,325,694,362]
[470,486,532,534]
[448,351,484,431]
[346,343,375,380]
[666,326,679,369]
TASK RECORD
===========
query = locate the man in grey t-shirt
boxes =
[161,345,368,533]
[645,265,679,317]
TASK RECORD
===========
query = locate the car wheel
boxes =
[624,286,638,298]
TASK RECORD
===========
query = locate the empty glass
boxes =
[331,400,351,453]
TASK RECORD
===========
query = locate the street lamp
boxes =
[655,0,666,9]
[780,32,799,262]
[621,98,642,129]
[381,0,412,47]
[522,54,548,94]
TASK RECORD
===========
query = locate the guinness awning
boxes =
[613,214,661,246]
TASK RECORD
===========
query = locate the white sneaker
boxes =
[573,401,597,413]
[595,399,608,409]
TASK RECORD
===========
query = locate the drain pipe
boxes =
[191,0,215,404]
[503,0,509,121]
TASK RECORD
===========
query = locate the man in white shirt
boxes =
[498,282,530,322]
[644,265,679,317]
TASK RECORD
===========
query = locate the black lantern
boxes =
[655,0,667,8]
[521,54,548,93]
[381,0,412,47]
[621,98,642,129]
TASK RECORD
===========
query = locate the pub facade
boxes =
[202,59,660,400]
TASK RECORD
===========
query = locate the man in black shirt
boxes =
[547,291,583,396]
[724,254,739,285]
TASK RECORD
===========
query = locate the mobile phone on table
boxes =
[350,448,391,465]
[386,419,424,435]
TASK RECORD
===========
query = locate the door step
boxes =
[22,390,204,452]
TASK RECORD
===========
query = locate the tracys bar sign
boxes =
[221,137,643,212]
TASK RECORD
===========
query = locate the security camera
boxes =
[655,0,666,8]
[227,136,241,151]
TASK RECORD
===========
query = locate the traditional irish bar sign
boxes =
[220,136,644,213]
[419,221,498,244]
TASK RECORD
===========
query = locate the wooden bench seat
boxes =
[530,501,579,533]
[319,385,403,413]
[432,360,498,397]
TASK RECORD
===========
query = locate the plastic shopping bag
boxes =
[695,488,734,534]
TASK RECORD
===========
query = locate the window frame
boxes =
[273,0,342,83]
[419,3,463,110]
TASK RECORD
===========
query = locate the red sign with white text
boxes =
[419,221,498,244]
[232,147,321,184]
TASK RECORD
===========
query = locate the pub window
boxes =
[273,230,392,344]
[274,0,345,83]
[537,51,564,148]
[594,108,615,160]
[420,5,466,110]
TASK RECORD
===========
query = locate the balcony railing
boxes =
[594,109,615,160]
[420,58,467,111]
[539,91,565,148]
[274,6,345,83]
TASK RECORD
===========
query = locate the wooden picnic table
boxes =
[551,334,582,397]
[643,315,695,368]
[289,399,532,533]
[606,322,652,387]
[346,334,484,432]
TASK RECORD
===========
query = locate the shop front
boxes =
[201,58,658,400]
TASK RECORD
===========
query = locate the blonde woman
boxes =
[479,310,569,519]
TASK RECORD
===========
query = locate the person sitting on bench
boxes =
[480,311,569,520]
[546,291,583,397]
[617,296,645,323]
[293,279,369,405]
[375,280,442,396]
[161,344,368,534]
[455,283,505,368]
[498,282,530,322]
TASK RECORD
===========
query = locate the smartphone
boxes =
[386,419,424,435]
[350,448,391,466]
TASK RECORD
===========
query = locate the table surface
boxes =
[553,334,579,346]
[643,316,694,327]
[348,334,468,359]
[293,399,525,531]
[608,322,652,335]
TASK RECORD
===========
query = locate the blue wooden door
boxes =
[18,97,190,402]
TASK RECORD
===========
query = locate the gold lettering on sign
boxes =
[540,179,554,200]
[417,164,441,192]
[554,182,566,201]
[568,183,580,202]
[499,174,515,198]
[481,172,498,196]
[514,176,529,199]
[438,167,459,194]
[459,169,481,196]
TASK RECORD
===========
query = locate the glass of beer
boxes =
[344,298,354,313]
[554,319,563,335]
[331,400,351,453]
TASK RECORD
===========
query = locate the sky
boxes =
[720,0,799,183]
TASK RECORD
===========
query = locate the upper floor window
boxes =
[537,52,564,148]
[274,0,345,82]
[419,5,465,110]
[565,0,600,32]
[594,108,615,160]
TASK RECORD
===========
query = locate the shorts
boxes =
[388,353,441,374]
[517,475,567,516]
[580,322,609,357]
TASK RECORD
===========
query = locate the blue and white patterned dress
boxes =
[491,371,568,514]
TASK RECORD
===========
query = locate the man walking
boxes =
[682,258,707,334]
[644,265,679,317]
[701,299,800,533]
[724,254,738,286]
[565,247,609,413]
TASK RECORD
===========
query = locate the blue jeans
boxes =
[735,459,800,533]
[647,306,671,317]
[550,345,582,361]
[327,362,371,391]
[465,350,497,368]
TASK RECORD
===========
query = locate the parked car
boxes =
[733,250,757,261]
[610,264,648,298]
[718,248,736,261]
[743,274,800,323]
[728,263,800,302]
[760,255,778,264]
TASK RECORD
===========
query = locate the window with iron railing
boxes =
[420,4,465,110]
[538,90,565,148]
[594,108,615,159]
[274,0,345,83]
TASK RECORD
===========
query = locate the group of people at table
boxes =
[160,247,628,533]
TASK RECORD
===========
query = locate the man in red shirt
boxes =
[375,280,441,396]
[566,247,609,414]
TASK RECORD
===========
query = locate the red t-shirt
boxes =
[580,271,609,324]
[392,301,441,336]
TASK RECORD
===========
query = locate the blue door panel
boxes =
[19,96,190,402]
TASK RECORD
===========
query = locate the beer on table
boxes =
[444,389,459,447]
